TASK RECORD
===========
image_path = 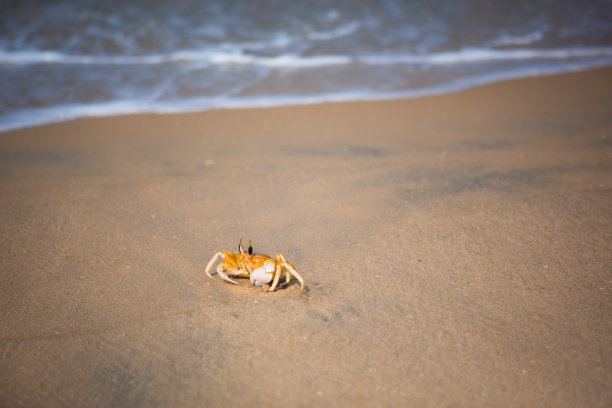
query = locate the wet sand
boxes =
[1,67,611,407]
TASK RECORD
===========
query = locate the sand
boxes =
[1,67,611,407]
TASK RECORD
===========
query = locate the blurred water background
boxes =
[1,0,612,131]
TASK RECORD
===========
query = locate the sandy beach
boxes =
[1,67,611,407]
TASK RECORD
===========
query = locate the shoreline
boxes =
[2,61,612,134]
[1,66,610,407]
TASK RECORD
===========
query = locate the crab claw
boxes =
[250,261,275,287]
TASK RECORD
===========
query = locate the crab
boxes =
[205,239,305,294]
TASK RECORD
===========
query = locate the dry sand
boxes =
[1,67,611,407]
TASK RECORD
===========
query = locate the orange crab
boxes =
[205,239,305,294]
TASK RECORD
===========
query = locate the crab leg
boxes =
[205,252,223,279]
[280,268,292,287]
[268,259,284,292]
[268,254,305,294]
[217,264,238,284]
[280,254,305,295]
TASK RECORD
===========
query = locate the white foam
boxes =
[0,49,351,67]
[488,31,545,47]
[2,46,612,69]
[0,50,167,65]
[307,21,361,41]
[358,47,612,66]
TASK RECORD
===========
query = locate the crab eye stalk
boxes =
[239,238,244,254]
[248,240,253,255]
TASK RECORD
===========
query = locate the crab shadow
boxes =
[219,276,306,294]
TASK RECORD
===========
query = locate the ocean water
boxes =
[1,0,612,131]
